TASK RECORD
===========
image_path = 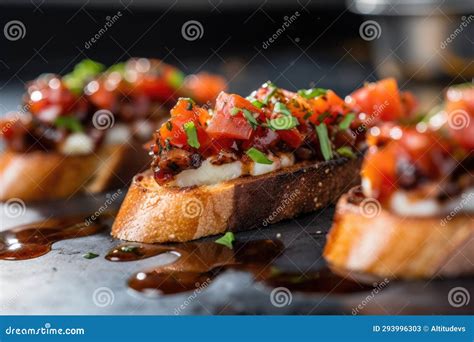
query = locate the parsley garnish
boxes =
[215,232,235,249]
[336,146,356,159]
[262,81,278,104]
[246,147,273,164]
[315,123,333,161]
[338,113,355,130]
[54,116,84,132]
[297,88,327,99]
[183,121,200,149]
[83,252,99,259]
[63,59,105,95]
[246,96,264,109]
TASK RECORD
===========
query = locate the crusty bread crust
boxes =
[0,142,149,202]
[111,157,363,243]
[324,188,474,279]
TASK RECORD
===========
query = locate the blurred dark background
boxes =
[0,0,473,113]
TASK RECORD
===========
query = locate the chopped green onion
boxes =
[297,88,327,99]
[64,59,105,95]
[54,116,84,133]
[183,121,200,149]
[262,81,277,104]
[303,112,313,120]
[167,70,185,89]
[230,107,240,116]
[268,116,299,130]
[242,109,259,129]
[336,146,356,159]
[246,96,264,109]
[246,147,273,165]
[315,123,333,161]
[273,102,292,116]
[215,232,235,249]
[338,113,355,130]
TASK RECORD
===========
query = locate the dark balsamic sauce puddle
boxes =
[106,240,373,296]
[0,216,106,260]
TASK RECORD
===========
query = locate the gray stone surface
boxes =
[1,191,472,315]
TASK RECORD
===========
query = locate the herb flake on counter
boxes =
[246,147,273,165]
[215,232,235,249]
[83,252,99,259]
[183,121,200,149]
[315,123,333,161]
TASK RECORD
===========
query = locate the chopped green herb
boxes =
[120,245,139,253]
[273,102,292,116]
[167,69,185,89]
[262,82,277,104]
[83,252,99,259]
[186,102,193,110]
[63,59,105,94]
[246,147,273,165]
[215,232,235,249]
[268,116,299,130]
[338,113,355,130]
[303,112,313,120]
[166,121,173,131]
[183,121,200,148]
[336,146,356,159]
[297,87,327,99]
[164,138,171,151]
[246,96,264,109]
[230,107,240,116]
[106,62,126,75]
[242,109,259,129]
[54,116,84,133]
[315,123,333,161]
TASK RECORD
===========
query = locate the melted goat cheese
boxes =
[172,153,295,188]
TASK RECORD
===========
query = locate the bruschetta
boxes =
[112,81,373,242]
[324,86,474,279]
[0,58,226,201]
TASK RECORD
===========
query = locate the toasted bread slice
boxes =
[111,157,362,243]
[0,142,149,202]
[324,187,474,279]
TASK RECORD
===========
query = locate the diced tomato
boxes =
[241,127,279,151]
[277,128,303,149]
[206,92,259,140]
[159,115,189,147]
[182,73,227,105]
[348,78,412,122]
[170,98,198,119]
